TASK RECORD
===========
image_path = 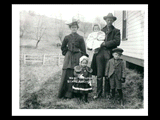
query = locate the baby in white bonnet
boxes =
[86,23,105,54]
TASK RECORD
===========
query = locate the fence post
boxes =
[43,54,45,65]
[24,54,26,64]
[58,54,60,66]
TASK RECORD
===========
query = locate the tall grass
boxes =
[20,65,144,109]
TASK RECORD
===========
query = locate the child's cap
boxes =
[112,48,124,55]
[79,55,89,63]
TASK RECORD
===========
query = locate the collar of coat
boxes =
[70,32,79,37]
[110,58,123,67]
[101,25,115,33]
[67,32,82,40]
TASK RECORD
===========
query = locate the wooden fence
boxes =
[20,54,64,65]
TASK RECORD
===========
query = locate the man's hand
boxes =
[100,42,106,47]
[105,76,109,80]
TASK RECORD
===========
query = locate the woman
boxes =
[58,19,87,99]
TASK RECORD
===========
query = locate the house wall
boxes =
[114,10,145,60]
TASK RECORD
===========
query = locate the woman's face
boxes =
[70,25,78,33]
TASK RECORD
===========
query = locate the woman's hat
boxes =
[66,18,80,26]
[103,13,117,21]
[112,48,124,55]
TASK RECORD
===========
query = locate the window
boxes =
[122,10,127,40]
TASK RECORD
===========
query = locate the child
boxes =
[72,55,93,103]
[86,23,105,62]
[105,48,126,106]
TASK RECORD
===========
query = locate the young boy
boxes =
[72,55,93,103]
[105,48,126,106]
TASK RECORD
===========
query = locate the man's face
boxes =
[105,18,114,26]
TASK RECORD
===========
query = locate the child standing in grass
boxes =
[105,48,126,106]
[72,55,93,103]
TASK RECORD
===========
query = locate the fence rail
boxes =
[20,54,64,65]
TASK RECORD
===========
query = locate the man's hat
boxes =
[112,48,124,55]
[103,13,117,21]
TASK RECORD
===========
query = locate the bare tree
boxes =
[75,14,91,38]
[79,21,91,37]
[34,15,47,48]
[94,16,105,29]
[57,28,64,43]
[56,12,64,43]
[20,11,32,38]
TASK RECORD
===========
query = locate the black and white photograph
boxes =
[12,4,148,116]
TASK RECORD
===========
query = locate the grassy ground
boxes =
[20,37,143,109]
[20,64,143,109]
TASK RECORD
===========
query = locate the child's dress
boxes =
[86,31,105,62]
[86,31,105,50]
[72,65,93,94]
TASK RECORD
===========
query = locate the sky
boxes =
[17,4,115,23]
[16,4,148,23]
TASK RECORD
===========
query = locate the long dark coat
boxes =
[61,32,86,69]
[91,25,121,76]
[105,58,126,89]
[58,32,86,98]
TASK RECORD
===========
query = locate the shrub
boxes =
[123,68,144,108]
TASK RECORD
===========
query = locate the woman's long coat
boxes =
[58,32,86,98]
[61,32,86,69]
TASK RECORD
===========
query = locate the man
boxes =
[92,13,121,99]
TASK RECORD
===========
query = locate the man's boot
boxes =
[104,77,110,99]
[93,77,103,99]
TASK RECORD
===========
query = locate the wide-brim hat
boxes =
[112,48,124,55]
[66,18,80,26]
[103,13,117,21]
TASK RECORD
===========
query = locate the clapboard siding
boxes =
[114,10,144,61]
[120,40,144,46]
[114,11,123,40]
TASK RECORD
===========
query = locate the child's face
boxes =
[112,52,121,59]
[81,60,88,67]
[93,25,100,32]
